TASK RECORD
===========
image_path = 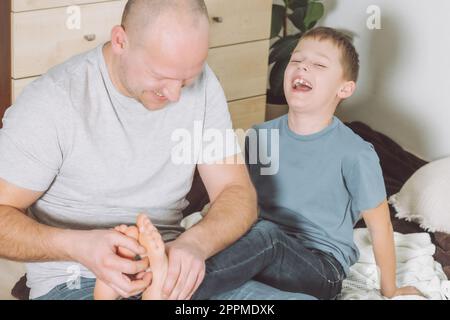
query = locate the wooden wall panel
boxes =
[0,1,12,125]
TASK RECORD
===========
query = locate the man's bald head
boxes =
[106,0,210,111]
[121,0,209,42]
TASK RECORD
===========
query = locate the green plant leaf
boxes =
[308,21,318,29]
[269,34,301,64]
[271,4,286,39]
[288,0,308,11]
[269,59,290,99]
[303,2,324,30]
[288,7,307,31]
[270,33,298,50]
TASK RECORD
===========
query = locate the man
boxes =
[0,0,314,300]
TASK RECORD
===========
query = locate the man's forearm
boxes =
[178,184,257,259]
[0,205,74,262]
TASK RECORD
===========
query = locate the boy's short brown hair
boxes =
[300,27,360,82]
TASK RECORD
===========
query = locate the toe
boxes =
[151,231,163,249]
[144,218,157,231]
[137,214,148,232]
[115,225,127,233]
[126,226,139,240]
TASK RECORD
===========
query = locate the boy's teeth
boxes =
[293,78,312,89]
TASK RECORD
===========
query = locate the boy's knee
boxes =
[252,220,283,242]
[253,219,277,230]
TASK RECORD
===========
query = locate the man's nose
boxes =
[163,80,183,102]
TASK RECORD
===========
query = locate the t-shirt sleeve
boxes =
[343,143,387,217]
[0,80,64,191]
[199,64,241,164]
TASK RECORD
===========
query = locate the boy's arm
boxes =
[362,200,423,298]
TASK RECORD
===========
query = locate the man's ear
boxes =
[110,25,128,54]
[337,81,356,99]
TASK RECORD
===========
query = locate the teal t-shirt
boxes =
[245,115,387,275]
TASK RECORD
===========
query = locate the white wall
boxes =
[317,0,450,161]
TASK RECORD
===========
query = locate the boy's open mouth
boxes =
[292,78,313,92]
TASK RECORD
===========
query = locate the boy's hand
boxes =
[384,286,424,299]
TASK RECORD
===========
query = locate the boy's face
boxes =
[284,38,355,114]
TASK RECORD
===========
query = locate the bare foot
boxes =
[137,214,168,300]
[94,225,139,300]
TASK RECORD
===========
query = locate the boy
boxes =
[194,27,420,300]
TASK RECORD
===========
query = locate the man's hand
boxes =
[384,286,424,299]
[68,229,151,298]
[162,239,206,300]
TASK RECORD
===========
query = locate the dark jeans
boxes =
[193,220,346,300]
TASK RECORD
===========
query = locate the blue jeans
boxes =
[193,220,345,300]
[34,277,316,300]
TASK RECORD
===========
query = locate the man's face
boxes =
[284,38,353,113]
[118,18,210,111]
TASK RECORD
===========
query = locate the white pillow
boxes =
[389,157,450,233]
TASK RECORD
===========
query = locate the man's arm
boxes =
[181,155,257,258]
[163,154,258,300]
[363,200,422,298]
[0,178,151,298]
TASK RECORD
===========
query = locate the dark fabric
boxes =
[182,168,209,218]
[435,232,450,251]
[11,275,29,301]
[434,232,450,279]
[10,121,449,300]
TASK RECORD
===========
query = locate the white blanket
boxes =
[338,228,450,300]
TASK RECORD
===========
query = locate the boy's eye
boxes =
[315,64,327,68]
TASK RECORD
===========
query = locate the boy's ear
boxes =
[337,81,356,99]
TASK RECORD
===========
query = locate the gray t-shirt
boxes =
[0,45,238,299]
[246,115,387,276]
